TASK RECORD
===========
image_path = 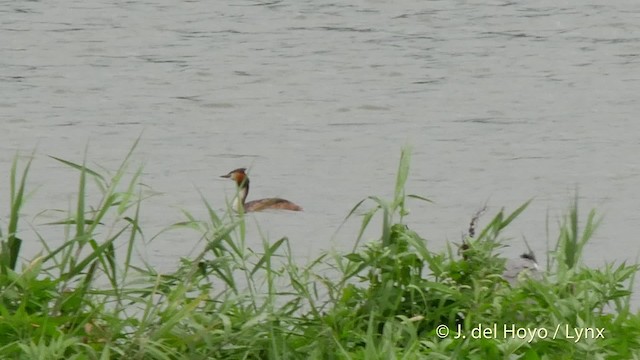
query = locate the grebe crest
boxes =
[221,168,302,212]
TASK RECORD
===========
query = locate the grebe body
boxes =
[221,168,303,212]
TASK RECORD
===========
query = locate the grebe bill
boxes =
[220,168,303,212]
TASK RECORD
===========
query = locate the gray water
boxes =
[2,0,640,297]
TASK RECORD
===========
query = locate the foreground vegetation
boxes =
[2,145,640,359]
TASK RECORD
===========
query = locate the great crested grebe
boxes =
[221,168,303,212]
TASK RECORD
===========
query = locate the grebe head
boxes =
[220,168,248,186]
[221,168,250,211]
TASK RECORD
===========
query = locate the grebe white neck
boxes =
[232,185,249,212]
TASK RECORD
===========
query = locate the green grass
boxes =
[1,144,640,359]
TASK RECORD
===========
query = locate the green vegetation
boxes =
[2,145,640,359]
